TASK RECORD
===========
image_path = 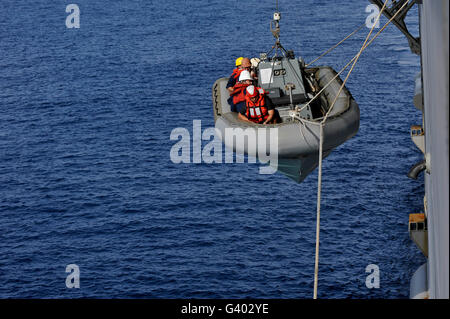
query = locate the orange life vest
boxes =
[245,88,269,124]
[231,68,243,80]
[230,82,250,104]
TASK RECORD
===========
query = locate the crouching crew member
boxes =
[227,70,254,113]
[238,85,278,125]
[226,57,252,94]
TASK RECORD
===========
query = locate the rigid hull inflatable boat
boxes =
[211,14,360,182]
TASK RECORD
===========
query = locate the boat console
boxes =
[253,11,324,122]
[256,54,321,121]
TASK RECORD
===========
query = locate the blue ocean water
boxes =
[0,0,426,298]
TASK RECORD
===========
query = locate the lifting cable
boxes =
[305,23,366,68]
[295,0,412,117]
[312,0,412,299]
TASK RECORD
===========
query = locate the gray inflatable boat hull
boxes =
[212,66,360,182]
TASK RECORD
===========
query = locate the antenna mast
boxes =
[267,1,289,58]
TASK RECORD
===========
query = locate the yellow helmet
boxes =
[235,57,244,67]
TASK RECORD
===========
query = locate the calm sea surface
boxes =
[0,0,426,298]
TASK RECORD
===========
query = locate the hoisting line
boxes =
[311,0,412,299]
[305,23,366,68]
[296,0,412,119]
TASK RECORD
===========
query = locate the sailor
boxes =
[239,85,277,125]
[226,57,252,94]
[227,70,254,113]
[250,57,260,81]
